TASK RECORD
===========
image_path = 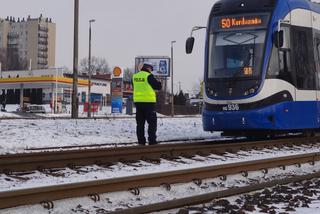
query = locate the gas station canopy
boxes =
[0,76,88,89]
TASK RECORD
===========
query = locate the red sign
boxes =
[83,102,99,113]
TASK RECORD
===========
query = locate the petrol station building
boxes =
[0,68,113,112]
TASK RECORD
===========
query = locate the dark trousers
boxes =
[135,103,157,145]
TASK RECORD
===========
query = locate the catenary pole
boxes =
[72,0,79,118]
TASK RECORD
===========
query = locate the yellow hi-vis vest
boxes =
[133,71,156,103]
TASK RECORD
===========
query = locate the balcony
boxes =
[38,33,48,39]
[38,40,48,45]
[7,32,19,39]
[38,25,48,32]
[7,43,18,47]
[37,60,48,65]
[38,53,48,58]
[38,46,48,52]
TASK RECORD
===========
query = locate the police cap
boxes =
[143,62,154,70]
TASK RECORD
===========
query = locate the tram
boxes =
[186,0,320,137]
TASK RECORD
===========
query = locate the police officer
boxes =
[133,62,162,145]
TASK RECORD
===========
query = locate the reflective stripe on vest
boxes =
[133,71,156,103]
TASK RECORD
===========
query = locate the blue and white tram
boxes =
[186,0,320,137]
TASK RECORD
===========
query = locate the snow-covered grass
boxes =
[0,104,135,118]
[0,103,216,154]
[0,117,219,154]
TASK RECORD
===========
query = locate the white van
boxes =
[26,105,46,114]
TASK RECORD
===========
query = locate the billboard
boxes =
[135,56,171,77]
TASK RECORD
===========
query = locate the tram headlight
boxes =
[249,88,255,94]
[208,89,218,97]
[244,88,256,96]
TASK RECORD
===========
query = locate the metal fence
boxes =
[156,104,201,116]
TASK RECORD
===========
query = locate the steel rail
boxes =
[0,136,318,172]
[110,171,320,214]
[0,152,319,209]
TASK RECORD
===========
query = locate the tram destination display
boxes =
[213,14,270,31]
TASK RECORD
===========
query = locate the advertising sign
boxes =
[111,96,122,113]
[111,67,123,114]
[135,56,171,77]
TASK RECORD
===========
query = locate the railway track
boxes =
[0,136,318,173]
[110,172,320,214]
[1,151,320,211]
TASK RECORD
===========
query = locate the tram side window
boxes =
[267,43,293,84]
[267,46,280,77]
[291,27,316,90]
[278,49,292,84]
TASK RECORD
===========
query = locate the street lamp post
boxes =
[87,19,95,118]
[55,68,58,113]
[171,41,176,117]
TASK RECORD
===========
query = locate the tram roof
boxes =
[211,0,320,16]
[282,0,320,14]
[0,76,88,90]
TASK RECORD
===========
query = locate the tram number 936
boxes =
[222,104,240,111]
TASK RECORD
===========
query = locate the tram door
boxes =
[291,26,317,128]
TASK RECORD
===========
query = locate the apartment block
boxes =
[0,14,56,70]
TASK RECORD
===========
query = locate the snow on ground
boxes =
[0,104,200,118]
[0,114,217,154]
[0,117,215,153]
[0,104,133,118]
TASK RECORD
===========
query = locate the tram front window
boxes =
[208,30,266,79]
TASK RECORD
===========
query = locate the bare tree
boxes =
[123,67,134,82]
[19,57,28,70]
[80,56,111,74]
[7,48,28,70]
[192,78,203,98]
[0,48,7,70]
[0,48,27,71]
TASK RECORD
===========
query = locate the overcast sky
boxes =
[0,0,215,93]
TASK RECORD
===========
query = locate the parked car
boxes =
[26,105,46,114]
